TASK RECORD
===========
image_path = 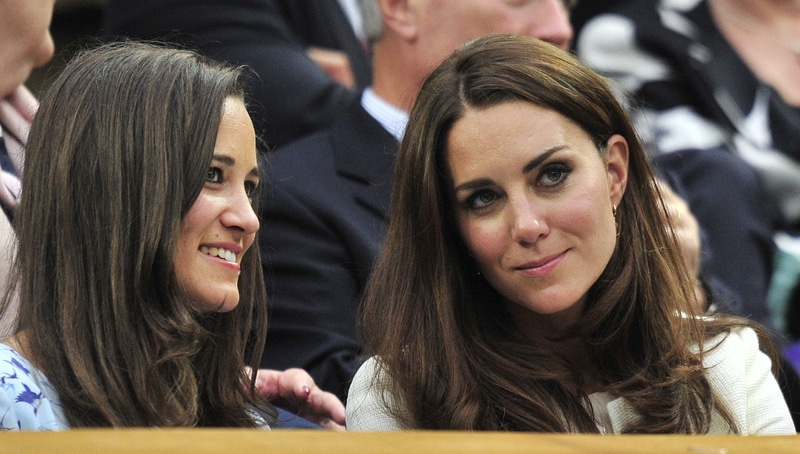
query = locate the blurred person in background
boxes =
[0,0,57,336]
[102,0,374,149]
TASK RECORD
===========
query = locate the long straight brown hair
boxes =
[1,42,272,427]
[360,34,763,433]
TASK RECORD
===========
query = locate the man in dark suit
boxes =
[102,0,372,149]
[258,0,575,401]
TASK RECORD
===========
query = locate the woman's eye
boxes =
[244,181,258,199]
[207,167,223,183]
[539,164,570,187]
[466,190,497,210]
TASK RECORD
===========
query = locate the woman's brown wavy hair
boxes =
[360,34,768,433]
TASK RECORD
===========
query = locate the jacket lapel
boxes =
[330,99,399,219]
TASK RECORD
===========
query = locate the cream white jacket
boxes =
[346,327,795,434]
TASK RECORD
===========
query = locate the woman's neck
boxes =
[508,306,605,394]
[551,336,605,395]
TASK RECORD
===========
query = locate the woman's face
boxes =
[0,0,56,97]
[174,97,260,313]
[447,101,628,334]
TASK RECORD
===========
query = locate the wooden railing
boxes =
[1,429,798,453]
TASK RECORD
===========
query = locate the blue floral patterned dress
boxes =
[0,343,67,430]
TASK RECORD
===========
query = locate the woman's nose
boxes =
[222,190,260,234]
[509,197,548,244]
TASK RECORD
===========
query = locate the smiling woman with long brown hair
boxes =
[0,41,270,429]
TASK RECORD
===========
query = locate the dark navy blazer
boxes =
[258,97,397,401]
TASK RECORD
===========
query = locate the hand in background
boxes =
[252,367,346,431]
[656,180,706,312]
[0,84,38,143]
[306,47,356,90]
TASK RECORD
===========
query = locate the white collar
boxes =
[360,87,409,142]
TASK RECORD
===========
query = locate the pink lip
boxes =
[203,253,241,271]
[515,251,567,277]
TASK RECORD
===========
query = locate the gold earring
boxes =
[612,204,619,236]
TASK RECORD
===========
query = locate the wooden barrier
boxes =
[1,430,798,453]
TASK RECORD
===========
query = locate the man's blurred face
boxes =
[414,0,573,75]
[0,0,57,97]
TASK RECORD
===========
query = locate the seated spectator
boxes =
[0,42,343,430]
[346,34,795,434]
[577,0,800,331]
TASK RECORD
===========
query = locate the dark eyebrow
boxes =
[454,178,493,193]
[453,145,568,194]
[522,145,568,175]
[212,154,259,179]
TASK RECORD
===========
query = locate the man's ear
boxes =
[377,0,419,41]
[604,134,629,207]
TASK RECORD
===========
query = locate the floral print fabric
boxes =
[0,343,66,430]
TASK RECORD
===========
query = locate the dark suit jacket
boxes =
[102,0,372,148]
[258,97,397,400]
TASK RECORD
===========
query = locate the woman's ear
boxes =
[378,0,418,41]
[604,134,629,207]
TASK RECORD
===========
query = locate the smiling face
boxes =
[447,101,628,335]
[174,97,260,313]
[0,0,56,97]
